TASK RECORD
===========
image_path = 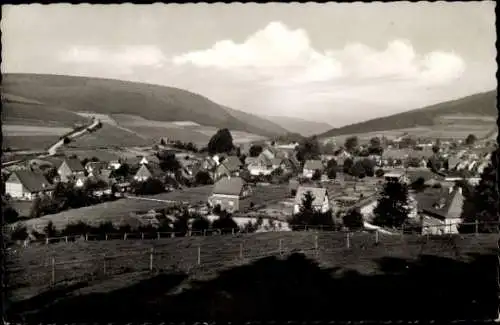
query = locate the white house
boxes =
[302,160,324,178]
[293,186,330,215]
[5,170,54,200]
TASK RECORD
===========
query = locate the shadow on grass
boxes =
[7,251,498,322]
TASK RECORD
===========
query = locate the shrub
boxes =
[375,169,385,178]
[212,212,238,234]
[11,224,29,241]
[61,221,92,237]
[343,208,364,231]
[43,221,58,238]
[191,216,211,234]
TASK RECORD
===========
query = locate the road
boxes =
[2,119,101,167]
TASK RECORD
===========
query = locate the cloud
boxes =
[59,45,166,72]
[172,21,466,87]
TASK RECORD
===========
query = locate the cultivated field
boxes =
[3,135,61,151]
[6,232,498,321]
[67,124,152,149]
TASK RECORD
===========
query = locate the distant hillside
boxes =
[261,115,334,136]
[2,73,287,137]
[318,91,497,138]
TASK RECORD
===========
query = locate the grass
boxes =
[6,232,498,314]
[67,124,152,149]
[2,135,61,151]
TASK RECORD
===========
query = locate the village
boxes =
[2,126,495,242]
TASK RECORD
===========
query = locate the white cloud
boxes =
[172,21,466,87]
[59,45,166,70]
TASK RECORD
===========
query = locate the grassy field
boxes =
[6,232,498,321]
[67,124,152,149]
[2,135,61,151]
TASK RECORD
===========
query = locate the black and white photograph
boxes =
[2,2,499,322]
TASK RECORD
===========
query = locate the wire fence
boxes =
[9,220,500,247]
[6,227,498,291]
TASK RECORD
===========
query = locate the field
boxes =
[67,124,152,149]
[5,232,498,321]
[2,124,74,151]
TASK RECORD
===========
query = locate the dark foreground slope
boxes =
[2,73,288,137]
[6,232,498,322]
[319,90,497,138]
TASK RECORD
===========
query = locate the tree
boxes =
[361,158,375,177]
[29,196,43,219]
[465,134,477,146]
[111,163,130,180]
[350,161,366,178]
[132,178,165,195]
[327,166,337,180]
[191,215,211,234]
[344,136,359,154]
[343,208,364,231]
[159,138,166,146]
[427,156,442,172]
[322,141,335,155]
[195,171,213,185]
[296,136,321,162]
[311,169,322,181]
[157,151,181,173]
[343,158,354,174]
[368,137,384,155]
[63,137,71,144]
[212,211,239,234]
[406,157,422,168]
[249,145,263,157]
[399,136,417,149]
[373,180,410,229]
[173,209,190,236]
[460,149,498,233]
[43,221,58,238]
[11,224,29,241]
[375,169,385,178]
[207,128,234,155]
[43,167,59,184]
[410,177,427,192]
[3,202,19,223]
[290,190,315,228]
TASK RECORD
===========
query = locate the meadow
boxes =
[6,232,498,322]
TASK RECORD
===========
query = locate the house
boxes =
[108,158,122,170]
[293,186,330,215]
[381,149,408,167]
[85,161,108,176]
[58,158,85,182]
[75,175,87,188]
[208,176,251,213]
[334,149,352,167]
[133,164,164,182]
[139,155,160,165]
[214,156,243,180]
[384,172,409,184]
[302,160,324,178]
[416,186,464,235]
[5,170,54,200]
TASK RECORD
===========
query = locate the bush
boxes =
[212,212,238,234]
[11,224,29,241]
[242,220,258,233]
[43,221,58,238]
[61,221,93,237]
[191,216,211,234]
[195,171,213,185]
[343,208,364,231]
[375,169,385,178]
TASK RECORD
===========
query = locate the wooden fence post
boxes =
[105,234,108,241]
[103,254,107,276]
[65,236,68,243]
[171,232,175,238]
[203,229,206,236]
[157,232,160,240]
[314,235,318,257]
[141,233,144,240]
[197,246,201,265]
[346,232,350,249]
[124,233,127,240]
[232,228,235,236]
[475,220,479,234]
[149,248,154,272]
[375,230,379,245]
[85,233,89,241]
[46,237,49,245]
[239,242,243,259]
[51,257,55,286]
[279,239,283,256]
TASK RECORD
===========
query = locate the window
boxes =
[228,201,234,207]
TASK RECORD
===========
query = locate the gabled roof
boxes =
[416,186,463,220]
[303,160,323,170]
[271,157,284,166]
[406,169,436,183]
[220,156,242,172]
[408,149,435,160]
[382,149,409,160]
[8,170,54,193]
[294,186,328,206]
[61,158,85,172]
[42,157,64,169]
[245,157,259,165]
[85,161,108,171]
[135,163,164,178]
[212,176,245,196]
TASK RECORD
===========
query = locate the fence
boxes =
[10,220,500,247]
[7,228,497,291]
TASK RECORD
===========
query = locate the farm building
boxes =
[133,164,164,182]
[302,160,324,178]
[208,176,251,213]
[85,161,109,176]
[5,170,54,200]
[293,186,330,215]
[416,185,464,235]
[214,156,243,180]
[57,158,85,182]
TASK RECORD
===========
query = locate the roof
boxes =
[271,158,284,166]
[62,158,85,172]
[135,163,164,178]
[85,161,108,171]
[212,176,245,196]
[8,170,54,193]
[382,149,409,160]
[42,157,64,169]
[408,149,435,159]
[294,186,328,206]
[416,186,463,220]
[245,157,258,165]
[220,156,242,172]
[406,169,436,183]
[303,160,323,170]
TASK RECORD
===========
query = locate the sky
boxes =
[2,2,497,127]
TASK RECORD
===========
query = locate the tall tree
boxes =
[373,180,410,229]
[465,134,477,146]
[343,208,364,231]
[368,137,384,155]
[344,136,359,154]
[460,149,499,233]
[343,158,354,174]
[296,136,321,162]
[157,151,181,173]
[249,145,263,157]
[207,128,234,155]
[326,159,338,180]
